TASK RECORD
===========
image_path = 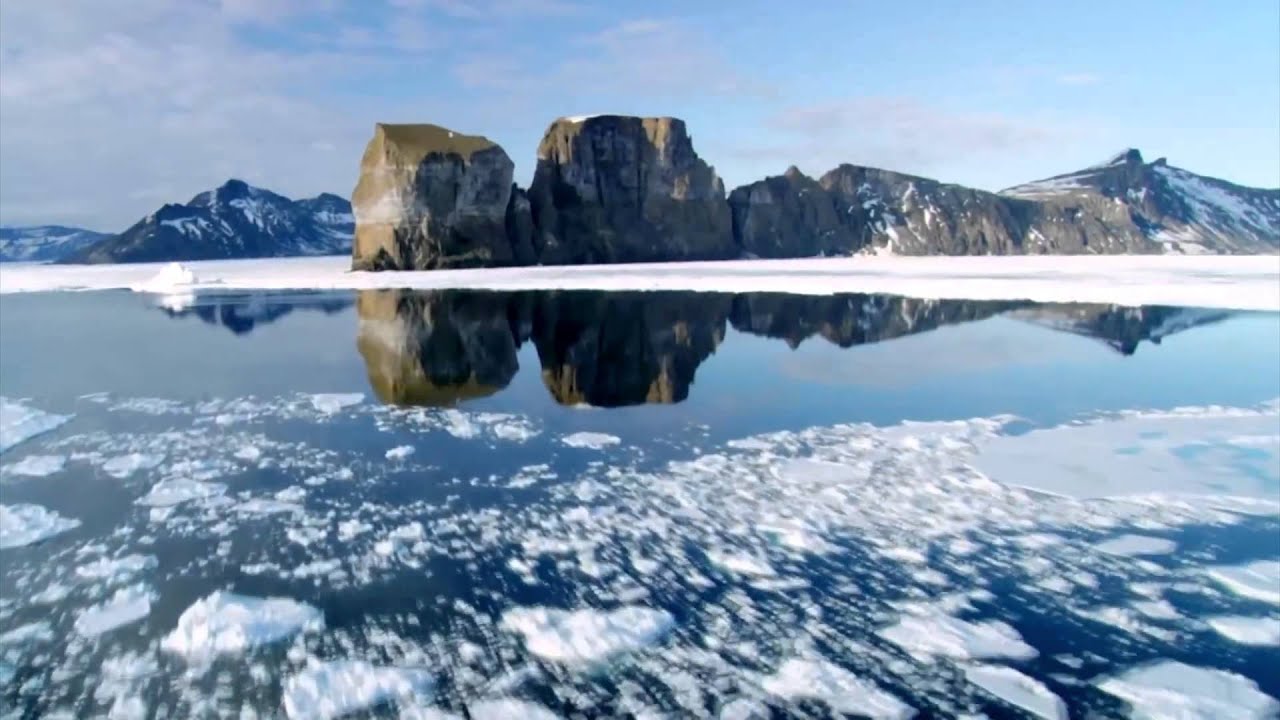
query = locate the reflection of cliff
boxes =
[157,291,352,335]
[730,294,1021,348]
[531,291,731,407]
[356,290,527,406]
[1008,305,1232,355]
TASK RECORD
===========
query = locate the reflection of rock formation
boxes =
[531,291,731,407]
[356,290,527,406]
[156,292,352,335]
[1008,305,1232,355]
[730,294,1022,348]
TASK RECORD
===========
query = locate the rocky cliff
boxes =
[528,116,736,264]
[351,123,526,270]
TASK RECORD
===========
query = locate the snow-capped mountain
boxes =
[63,180,353,264]
[1008,304,1232,355]
[1002,149,1279,254]
[0,225,110,262]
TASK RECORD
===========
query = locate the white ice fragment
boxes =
[468,699,559,720]
[1098,660,1278,720]
[234,445,262,462]
[136,478,227,507]
[128,262,197,293]
[0,398,72,454]
[441,410,477,439]
[309,393,364,414]
[500,605,674,664]
[0,503,80,548]
[76,554,157,582]
[74,583,155,637]
[101,453,164,479]
[3,454,66,477]
[878,612,1037,662]
[282,660,433,720]
[385,445,415,461]
[964,664,1067,720]
[1205,560,1280,604]
[707,548,776,577]
[161,591,324,663]
[1095,534,1177,557]
[1206,616,1280,646]
[760,657,914,719]
[561,432,621,450]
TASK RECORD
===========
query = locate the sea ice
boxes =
[1205,616,1280,646]
[1205,560,1280,604]
[0,503,80,548]
[1095,534,1178,557]
[878,612,1037,662]
[160,591,324,663]
[308,393,364,414]
[281,660,434,720]
[500,605,675,664]
[73,584,155,637]
[707,549,777,577]
[964,664,1067,720]
[101,453,165,479]
[385,445,415,461]
[3,454,66,477]
[561,432,621,450]
[1097,660,1278,720]
[467,699,559,720]
[128,262,197,293]
[75,554,158,582]
[759,657,914,719]
[0,398,72,454]
[135,478,227,507]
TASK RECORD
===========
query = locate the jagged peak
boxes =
[782,165,807,181]
[1096,148,1144,168]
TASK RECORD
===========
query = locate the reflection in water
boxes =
[157,291,352,335]
[347,289,1234,408]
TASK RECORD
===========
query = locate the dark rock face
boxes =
[728,167,858,258]
[355,289,528,405]
[64,179,352,264]
[351,124,520,271]
[528,116,736,264]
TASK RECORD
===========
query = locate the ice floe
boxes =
[1205,615,1280,646]
[308,393,364,414]
[161,591,324,662]
[1205,560,1280,605]
[0,398,72,453]
[964,664,1067,720]
[75,554,157,582]
[879,612,1037,662]
[467,699,559,720]
[561,432,621,450]
[281,660,434,720]
[2,453,66,477]
[1097,661,1279,720]
[73,583,155,637]
[759,657,914,719]
[385,445,415,461]
[101,452,165,479]
[128,261,197,294]
[0,503,80,548]
[1095,534,1178,557]
[500,605,675,664]
[136,478,227,507]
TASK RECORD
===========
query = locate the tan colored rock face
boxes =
[351,123,519,270]
[528,115,736,265]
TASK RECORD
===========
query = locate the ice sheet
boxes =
[2,255,1277,311]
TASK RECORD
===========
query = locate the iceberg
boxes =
[160,591,324,663]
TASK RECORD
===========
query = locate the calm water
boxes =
[0,289,1277,719]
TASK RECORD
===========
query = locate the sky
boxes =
[1,0,1277,230]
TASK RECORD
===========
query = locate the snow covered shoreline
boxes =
[1,254,1278,311]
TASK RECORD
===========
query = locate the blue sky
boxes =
[1,0,1277,229]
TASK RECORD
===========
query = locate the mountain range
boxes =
[3,135,1275,264]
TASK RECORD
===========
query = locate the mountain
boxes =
[1002,149,1280,254]
[0,225,109,262]
[1007,304,1231,355]
[64,179,352,264]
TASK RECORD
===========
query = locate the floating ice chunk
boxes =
[309,393,364,414]
[468,699,559,720]
[707,548,776,577]
[490,419,539,443]
[878,612,1037,662]
[719,698,770,720]
[1095,534,1177,557]
[76,554,157,582]
[3,454,66,477]
[385,445,415,461]
[759,657,914,719]
[74,583,155,637]
[964,664,1066,720]
[136,478,227,507]
[0,621,53,645]
[0,503,80,548]
[500,605,674,664]
[234,445,262,462]
[398,706,463,720]
[1205,560,1280,604]
[441,410,477,439]
[1098,661,1278,720]
[561,432,621,450]
[0,398,72,454]
[101,453,164,479]
[282,660,434,720]
[161,591,324,662]
[1206,616,1280,646]
[236,498,302,515]
[128,262,197,293]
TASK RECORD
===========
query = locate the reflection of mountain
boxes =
[531,291,731,407]
[1009,305,1232,355]
[156,292,352,335]
[356,290,528,406]
[730,294,1023,349]
[355,289,1238,407]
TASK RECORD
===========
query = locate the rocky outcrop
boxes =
[351,123,521,270]
[728,167,858,258]
[528,116,736,264]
